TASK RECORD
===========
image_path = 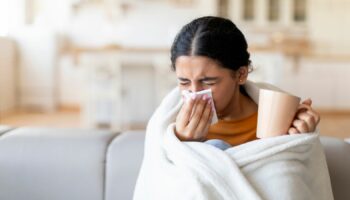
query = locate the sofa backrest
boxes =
[0,127,118,200]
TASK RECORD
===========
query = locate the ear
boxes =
[237,66,249,85]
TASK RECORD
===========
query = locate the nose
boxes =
[189,83,203,93]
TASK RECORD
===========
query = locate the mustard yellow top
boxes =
[206,112,258,146]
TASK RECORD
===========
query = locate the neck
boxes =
[219,88,257,121]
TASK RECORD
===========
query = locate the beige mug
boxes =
[257,89,304,138]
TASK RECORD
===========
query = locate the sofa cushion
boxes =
[105,130,145,200]
[0,127,118,200]
[320,136,350,200]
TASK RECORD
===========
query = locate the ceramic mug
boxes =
[257,89,306,138]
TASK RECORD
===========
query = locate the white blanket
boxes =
[133,82,334,200]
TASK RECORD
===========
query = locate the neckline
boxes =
[218,111,258,123]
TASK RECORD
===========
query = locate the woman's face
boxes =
[175,55,242,116]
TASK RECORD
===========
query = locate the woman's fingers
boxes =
[287,98,320,135]
[288,127,299,134]
[301,98,312,106]
[306,109,321,125]
[193,99,212,139]
[293,110,320,133]
[291,98,320,133]
[300,98,320,124]
[296,112,316,132]
[176,96,196,129]
[199,111,213,141]
[175,94,214,141]
[187,95,209,133]
[292,119,309,133]
[175,96,197,140]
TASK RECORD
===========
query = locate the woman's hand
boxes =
[175,94,213,141]
[288,99,321,134]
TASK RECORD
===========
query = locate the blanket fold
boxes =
[133,81,333,200]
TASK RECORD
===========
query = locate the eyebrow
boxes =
[177,77,219,82]
[178,77,190,82]
[199,77,219,81]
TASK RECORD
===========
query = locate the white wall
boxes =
[308,0,350,55]
[77,50,174,129]
[12,27,59,111]
[10,0,350,120]
[196,0,219,16]
[58,55,84,107]
[0,37,16,114]
[58,1,200,107]
[280,57,350,110]
[249,52,350,110]
[66,1,199,48]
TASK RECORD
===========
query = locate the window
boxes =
[293,0,307,22]
[243,0,255,21]
[268,0,280,22]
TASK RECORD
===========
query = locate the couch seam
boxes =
[0,127,18,138]
[102,131,120,200]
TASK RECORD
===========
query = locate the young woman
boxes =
[171,16,320,149]
[133,17,332,200]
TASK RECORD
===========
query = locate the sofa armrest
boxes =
[320,136,350,200]
[105,130,145,200]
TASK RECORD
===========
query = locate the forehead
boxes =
[175,56,224,77]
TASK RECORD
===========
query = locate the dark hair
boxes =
[170,16,251,71]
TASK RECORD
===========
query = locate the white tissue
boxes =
[181,89,219,125]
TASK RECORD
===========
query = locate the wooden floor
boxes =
[317,112,350,139]
[0,109,349,139]
[0,109,83,129]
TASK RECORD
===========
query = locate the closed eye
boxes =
[177,77,218,86]
[179,82,189,86]
[202,81,216,85]
[177,77,190,86]
[200,77,219,85]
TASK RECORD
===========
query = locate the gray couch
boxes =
[0,126,349,200]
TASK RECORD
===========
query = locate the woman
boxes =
[171,16,320,149]
[134,16,332,200]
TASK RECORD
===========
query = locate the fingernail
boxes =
[202,94,208,100]
[191,94,196,100]
[208,99,212,105]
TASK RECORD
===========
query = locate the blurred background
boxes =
[0,0,349,138]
